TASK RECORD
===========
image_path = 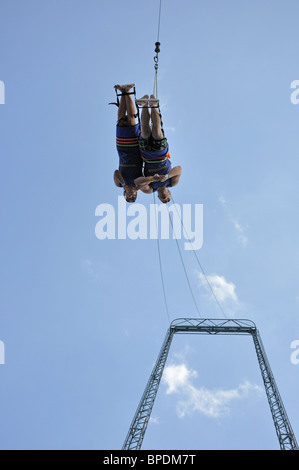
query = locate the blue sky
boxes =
[0,0,299,450]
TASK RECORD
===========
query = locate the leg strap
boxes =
[109,86,136,107]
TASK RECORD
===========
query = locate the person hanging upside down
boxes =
[134,94,182,204]
[113,84,143,203]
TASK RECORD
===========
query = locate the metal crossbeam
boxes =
[171,317,256,335]
[122,318,298,450]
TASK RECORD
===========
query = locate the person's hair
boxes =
[158,188,171,203]
[124,190,137,203]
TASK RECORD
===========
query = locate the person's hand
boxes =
[152,174,162,182]
[159,174,169,182]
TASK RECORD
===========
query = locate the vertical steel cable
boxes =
[170,195,228,319]
[153,192,171,324]
[153,0,162,97]
[166,204,202,317]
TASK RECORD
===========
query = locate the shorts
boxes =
[117,116,132,127]
[139,135,168,152]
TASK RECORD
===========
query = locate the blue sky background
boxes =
[0,0,299,450]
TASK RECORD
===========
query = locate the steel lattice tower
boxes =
[122,318,298,450]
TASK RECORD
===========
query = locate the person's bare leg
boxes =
[114,85,127,125]
[150,94,163,140]
[123,84,137,126]
[139,95,151,139]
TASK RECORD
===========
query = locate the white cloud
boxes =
[162,363,262,419]
[164,126,176,133]
[81,259,101,283]
[219,195,248,247]
[149,416,160,425]
[163,363,198,394]
[81,259,95,275]
[197,272,240,316]
[172,344,194,362]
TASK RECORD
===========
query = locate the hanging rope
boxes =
[166,204,202,317]
[153,42,160,98]
[157,0,162,43]
[153,192,171,324]
[151,0,202,320]
[139,0,227,321]
[170,195,228,319]
[154,192,228,321]
[135,1,164,133]
[153,0,162,97]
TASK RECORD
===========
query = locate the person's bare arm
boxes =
[134,174,164,193]
[113,170,125,187]
[159,166,182,187]
[140,185,153,194]
[134,174,162,188]
[169,165,182,187]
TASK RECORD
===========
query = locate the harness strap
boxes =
[109,87,137,108]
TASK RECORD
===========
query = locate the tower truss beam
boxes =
[122,328,175,450]
[252,330,298,450]
[122,318,298,451]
